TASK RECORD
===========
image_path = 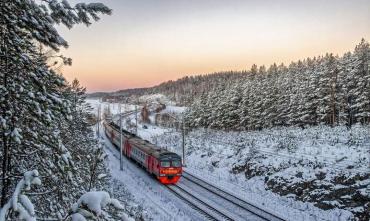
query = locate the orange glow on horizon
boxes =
[58,0,370,92]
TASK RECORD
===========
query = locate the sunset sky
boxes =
[58,0,370,92]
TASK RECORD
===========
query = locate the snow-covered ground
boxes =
[87,99,369,221]
[100,129,207,220]
[160,105,187,114]
[152,127,369,221]
[87,100,205,220]
[87,99,138,115]
[138,94,176,106]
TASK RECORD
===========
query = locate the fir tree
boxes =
[1,0,111,218]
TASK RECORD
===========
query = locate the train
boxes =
[103,120,182,184]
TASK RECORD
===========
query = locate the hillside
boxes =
[150,125,370,221]
[87,71,247,105]
[89,40,370,130]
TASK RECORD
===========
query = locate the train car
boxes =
[103,120,182,184]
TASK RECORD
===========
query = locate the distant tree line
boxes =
[150,72,248,105]
[92,72,248,105]
[94,40,369,130]
[185,40,370,130]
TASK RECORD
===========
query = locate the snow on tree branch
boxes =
[70,191,133,221]
[0,170,41,221]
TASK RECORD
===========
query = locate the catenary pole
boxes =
[182,117,185,167]
[119,104,123,170]
[135,101,138,135]
[97,104,101,137]
[96,105,98,137]
[168,113,186,166]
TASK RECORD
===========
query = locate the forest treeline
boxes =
[185,40,370,130]
[99,40,370,130]
[89,71,251,104]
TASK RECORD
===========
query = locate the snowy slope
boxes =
[153,127,369,221]
[138,94,175,105]
[89,100,369,221]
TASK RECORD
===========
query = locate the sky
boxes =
[58,0,370,92]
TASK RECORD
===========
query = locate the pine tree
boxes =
[185,39,370,131]
[350,39,370,124]
[1,0,111,218]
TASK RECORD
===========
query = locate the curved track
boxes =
[181,172,286,221]
[104,112,286,220]
[166,184,234,221]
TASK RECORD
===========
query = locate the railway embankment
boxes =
[152,125,369,221]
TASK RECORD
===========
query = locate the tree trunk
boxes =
[330,68,338,127]
[0,21,10,206]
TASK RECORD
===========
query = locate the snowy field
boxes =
[87,99,369,221]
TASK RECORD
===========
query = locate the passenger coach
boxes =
[103,120,182,184]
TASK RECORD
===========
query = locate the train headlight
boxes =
[162,168,182,175]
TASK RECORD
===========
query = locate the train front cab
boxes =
[157,157,182,184]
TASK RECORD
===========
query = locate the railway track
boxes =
[104,111,286,221]
[166,184,234,221]
[104,132,226,221]
[182,172,286,221]
[112,109,138,120]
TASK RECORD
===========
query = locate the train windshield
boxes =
[161,161,170,167]
[171,160,181,167]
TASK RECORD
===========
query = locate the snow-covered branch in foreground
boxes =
[0,170,41,221]
[70,191,133,221]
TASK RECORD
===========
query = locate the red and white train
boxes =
[103,120,182,184]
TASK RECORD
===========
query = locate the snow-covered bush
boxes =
[0,172,133,221]
[69,191,133,221]
[0,170,41,221]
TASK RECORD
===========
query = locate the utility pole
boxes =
[182,117,185,167]
[96,106,98,137]
[119,104,123,171]
[135,101,138,135]
[97,104,101,137]
[168,113,186,166]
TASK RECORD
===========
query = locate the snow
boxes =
[89,99,368,220]
[97,173,107,179]
[160,105,187,114]
[71,213,86,221]
[138,94,175,105]
[86,99,138,116]
[71,191,129,220]
[11,128,22,144]
[0,170,41,221]
[72,191,121,215]
[28,92,34,98]
[153,126,368,220]
[101,133,204,220]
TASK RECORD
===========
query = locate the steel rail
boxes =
[182,172,286,221]
[166,184,234,221]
